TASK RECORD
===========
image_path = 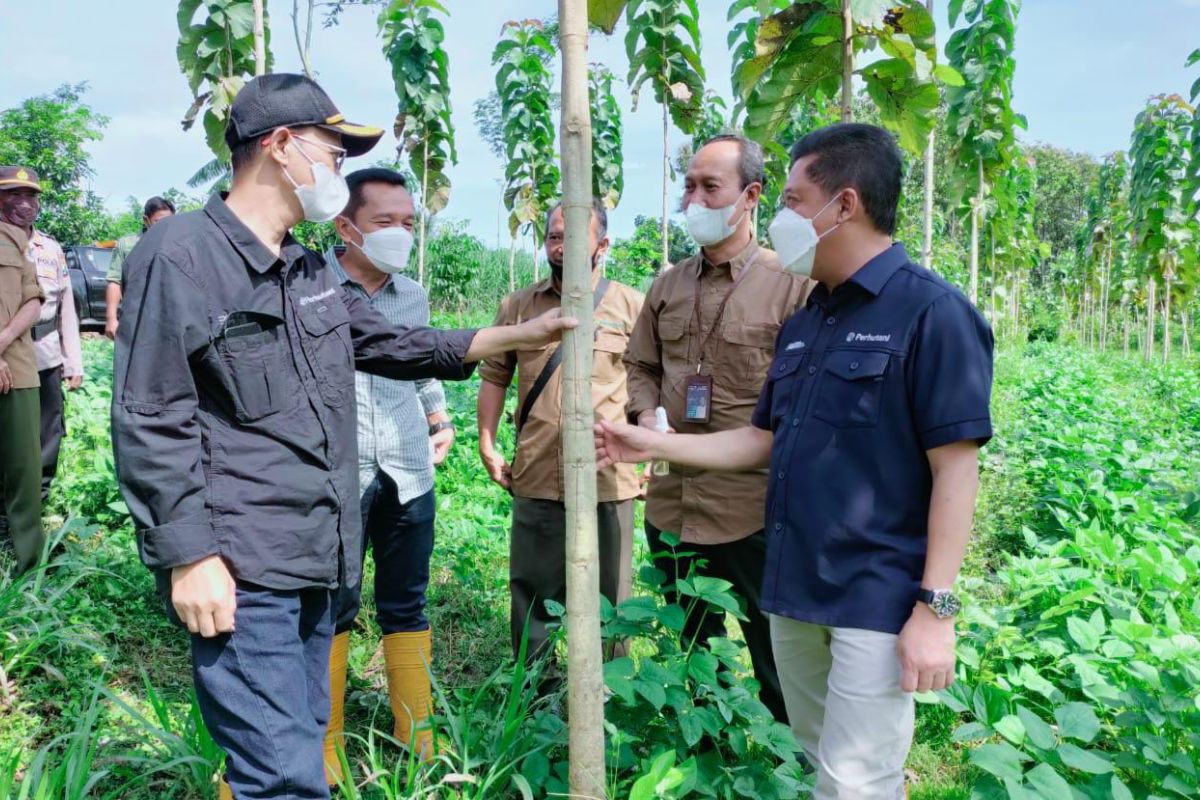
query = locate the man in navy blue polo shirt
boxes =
[596,123,993,798]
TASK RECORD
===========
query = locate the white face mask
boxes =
[283,139,350,223]
[347,220,414,274]
[768,193,843,277]
[685,187,749,247]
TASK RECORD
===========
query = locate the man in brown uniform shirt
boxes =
[478,199,644,663]
[623,135,811,721]
[0,209,45,573]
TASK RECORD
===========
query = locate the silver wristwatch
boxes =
[917,588,961,619]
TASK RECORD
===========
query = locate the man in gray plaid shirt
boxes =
[321,168,455,777]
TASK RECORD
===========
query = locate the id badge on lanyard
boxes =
[684,251,759,424]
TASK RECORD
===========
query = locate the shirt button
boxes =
[826,316,836,326]
[774,523,783,532]
[808,366,817,375]
[850,361,859,371]
[777,470,786,479]
[791,418,800,427]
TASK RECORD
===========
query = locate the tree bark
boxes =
[969,160,980,306]
[841,0,854,121]
[418,145,429,288]
[557,3,606,797]
[661,99,670,272]
[1163,269,1173,363]
[1146,277,1156,361]
[252,0,267,76]
[921,0,935,271]
[1099,241,1111,352]
[508,233,517,292]
[292,0,315,78]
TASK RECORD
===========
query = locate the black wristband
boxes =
[429,420,455,436]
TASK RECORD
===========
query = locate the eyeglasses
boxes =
[290,133,347,172]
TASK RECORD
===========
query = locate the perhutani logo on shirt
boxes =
[846,332,891,343]
[785,340,806,351]
[299,288,337,307]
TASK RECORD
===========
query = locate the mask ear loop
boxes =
[724,185,754,229]
[812,191,845,240]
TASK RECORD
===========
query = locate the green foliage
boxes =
[590,64,625,209]
[624,0,706,133]
[730,0,951,155]
[944,0,1024,214]
[935,344,1200,799]
[0,84,117,244]
[608,215,695,292]
[379,0,457,214]
[176,0,272,161]
[601,569,806,799]
[1129,94,1195,285]
[492,19,560,244]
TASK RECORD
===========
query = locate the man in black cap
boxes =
[111,73,574,800]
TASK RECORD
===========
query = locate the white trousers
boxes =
[770,614,914,800]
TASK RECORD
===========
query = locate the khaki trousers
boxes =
[770,614,914,800]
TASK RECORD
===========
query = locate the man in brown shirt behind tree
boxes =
[623,134,811,722]
[478,198,643,665]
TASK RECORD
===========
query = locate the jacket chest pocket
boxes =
[720,321,777,383]
[298,301,353,408]
[214,311,292,422]
[765,354,806,428]
[657,313,691,364]
[813,350,891,428]
[592,330,628,382]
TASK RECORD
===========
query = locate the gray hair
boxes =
[698,132,765,190]
[545,197,608,239]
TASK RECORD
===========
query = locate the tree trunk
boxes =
[533,237,541,283]
[969,162,980,306]
[921,0,935,271]
[841,0,854,121]
[1183,309,1191,358]
[292,0,316,78]
[557,2,606,797]
[661,99,670,272]
[1163,270,1172,363]
[1123,303,1130,357]
[508,233,517,292]
[1146,277,1156,361]
[252,0,267,76]
[988,228,997,334]
[418,145,429,288]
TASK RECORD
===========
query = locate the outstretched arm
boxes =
[594,420,772,473]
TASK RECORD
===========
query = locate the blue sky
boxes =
[2,1,1199,244]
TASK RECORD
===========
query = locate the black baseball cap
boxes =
[224,73,384,158]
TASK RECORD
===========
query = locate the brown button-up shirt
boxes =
[624,240,812,544]
[480,276,644,503]
[0,222,43,390]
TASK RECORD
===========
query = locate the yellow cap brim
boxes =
[318,121,385,157]
[0,179,42,192]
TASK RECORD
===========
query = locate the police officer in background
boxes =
[0,166,83,503]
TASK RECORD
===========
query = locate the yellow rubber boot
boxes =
[323,631,351,784]
[218,777,234,800]
[382,629,434,760]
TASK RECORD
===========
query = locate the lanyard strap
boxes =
[690,248,761,372]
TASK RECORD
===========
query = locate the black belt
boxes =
[30,321,56,341]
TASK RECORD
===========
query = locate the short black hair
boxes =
[342,168,409,222]
[545,198,608,239]
[789,123,902,235]
[143,196,175,218]
[700,133,765,190]
[230,137,261,173]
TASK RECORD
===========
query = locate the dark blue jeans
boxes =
[335,474,435,635]
[189,582,334,800]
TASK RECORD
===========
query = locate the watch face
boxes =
[930,591,961,618]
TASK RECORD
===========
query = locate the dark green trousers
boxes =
[509,497,633,663]
[0,387,43,572]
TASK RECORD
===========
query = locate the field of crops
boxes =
[2,331,1199,799]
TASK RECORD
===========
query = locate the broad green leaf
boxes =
[1054,703,1101,744]
[1067,616,1100,651]
[969,742,1026,783]
[994,715,1026,745]
[1057,743,1112,775]
[1025,763,1073,799]
[1016,706,1056,750]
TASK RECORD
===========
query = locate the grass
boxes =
[3,328,1196,797]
